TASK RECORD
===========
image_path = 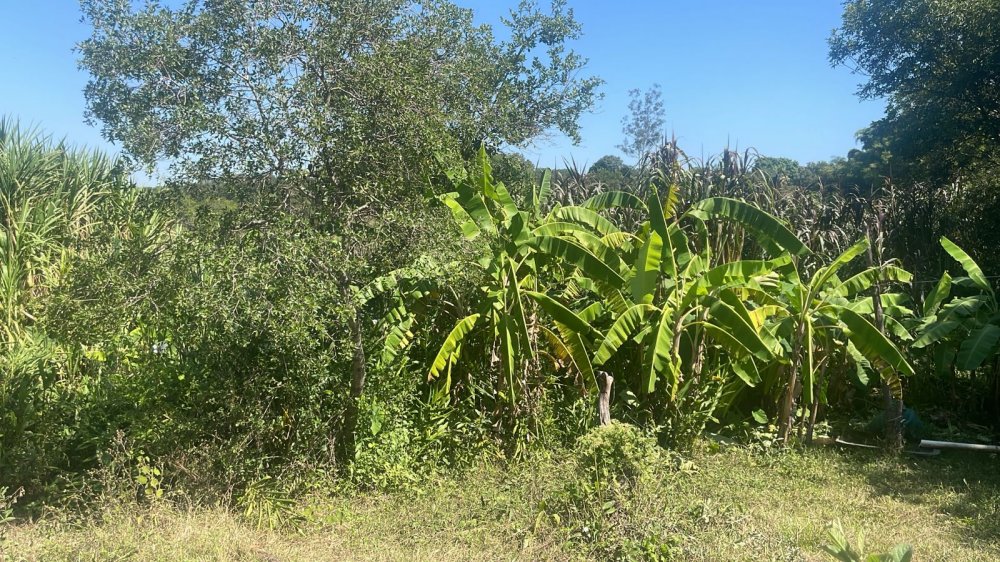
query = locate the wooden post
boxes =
[597,370,613,426]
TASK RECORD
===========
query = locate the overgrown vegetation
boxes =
[1,0,999,559]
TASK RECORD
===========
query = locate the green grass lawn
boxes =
[3,444,999,561]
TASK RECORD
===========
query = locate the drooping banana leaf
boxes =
[524,290,597,337]
[912,319,961,348]
[541,325,596,393]
[428,313,480,383]
[831,265,912,297]
[583,190,647,212]
[837,308,915,376]
[532,235,627,286]
[593,304,657,366]
[706,296,773,362]
[548,206,620,236]
[556,321,598,393]
[956,324,1000,371]
[380,310,416,366]
[438,194,481,239]
[688,197,809,257]
[941,237,992,293]
[506,259,532,358]
[643,307,677,395]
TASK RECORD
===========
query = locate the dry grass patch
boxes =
[2,445,998,561]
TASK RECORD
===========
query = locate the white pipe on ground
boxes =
[919,439,1000,452]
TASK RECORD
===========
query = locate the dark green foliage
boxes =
[831,0,1000,182]
[39,211,349,484]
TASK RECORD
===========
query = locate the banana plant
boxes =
[524,185,811,433]
[772,237,915,443]
[427,149,549,410]
[913,237,999,378]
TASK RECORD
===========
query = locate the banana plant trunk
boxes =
[867,227,903,453]
[779,318,806,444]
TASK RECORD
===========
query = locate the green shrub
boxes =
[573,422,660,491]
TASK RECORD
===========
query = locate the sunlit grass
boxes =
[5,444,998,561]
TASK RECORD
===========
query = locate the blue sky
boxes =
[2,1,884,178]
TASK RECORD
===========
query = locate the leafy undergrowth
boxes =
[3,441,999,561]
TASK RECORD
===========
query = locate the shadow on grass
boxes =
[862,449,1000,545]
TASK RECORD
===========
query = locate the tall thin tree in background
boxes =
[619,84,665,163]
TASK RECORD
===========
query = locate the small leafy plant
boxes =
[823,519,913,562]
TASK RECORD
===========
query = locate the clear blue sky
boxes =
[2,1,885,178]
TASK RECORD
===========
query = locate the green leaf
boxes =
[838,308,915,376]
[533,235,627,286]
[643,308,677,395]
[846,340,872,386]
[832,266,912,297]
[428,314,480,383]
[494,181,520,218]
[594,304,657,366]
[688,197,809,256]
[532,221,592,237]
[438,194,481,239]
[702,323,753,359]
[537,169,552,209]
[884,316,913,342]
[499,314,518,401]
[885,543,913,562]
[702,256,791,288]
[812,238,869,294]
[558,323,598,393]
[567,230,624,273]
[801,318,817,404]
[381,312,415,366]
[541,325,596,393]
[631,230,664,304]
[923,271,952,316]
[473,145,496,199]
[507,259,532,358]
[548,206,620,236]
[941,237,991,293]
[956,324,1000,371]
[913,319,961,348]
[583,190,646,212]
[707,297,772,361]
[524,291,596,337]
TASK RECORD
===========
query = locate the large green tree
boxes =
[830,0,1000,181]
[78,0,602,204]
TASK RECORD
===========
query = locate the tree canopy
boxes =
[79,0,602,200]
[830,0,1000,180]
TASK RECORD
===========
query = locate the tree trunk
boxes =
[339,311,367,466]
[597,371,613,426]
